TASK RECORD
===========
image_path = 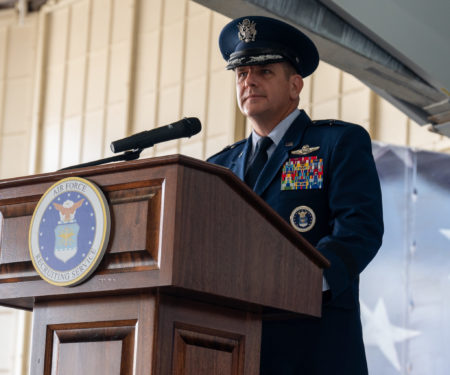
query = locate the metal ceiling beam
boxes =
[0,0,47,12]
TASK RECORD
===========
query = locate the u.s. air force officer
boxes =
[207,16,384,374]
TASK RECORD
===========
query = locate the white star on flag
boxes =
[439,229,450,240]
[361,299,420,372]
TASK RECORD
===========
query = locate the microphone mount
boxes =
[60,149,143,171]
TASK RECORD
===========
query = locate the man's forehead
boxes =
[235,62,281,71]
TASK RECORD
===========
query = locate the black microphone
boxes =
[110,117,201,153]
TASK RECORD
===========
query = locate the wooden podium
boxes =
[0,155,329,375]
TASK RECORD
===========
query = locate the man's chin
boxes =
[242,103,267,117]
[243,108,263,118]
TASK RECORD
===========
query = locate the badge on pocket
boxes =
[290,206,316,232]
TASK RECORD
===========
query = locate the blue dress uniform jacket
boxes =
[207,110,384,374]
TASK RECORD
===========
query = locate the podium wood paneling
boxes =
[0,155,329,374]
[31,293,260,375]
[31,294,155,375]
[156,294,260,375]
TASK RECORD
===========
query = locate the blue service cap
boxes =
[219,16,319,78]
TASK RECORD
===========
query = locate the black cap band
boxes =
[226,47,302,74]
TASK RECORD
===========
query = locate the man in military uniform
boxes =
[207,16,384,374]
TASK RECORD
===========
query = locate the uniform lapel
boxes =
[253,111,311,195]
[228,136,252,181]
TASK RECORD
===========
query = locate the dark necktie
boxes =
[245,136,273,189]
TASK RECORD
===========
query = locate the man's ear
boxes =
[290,74,304,99]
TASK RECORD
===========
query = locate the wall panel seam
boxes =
[152,0,164,157]
[177,0,189,154]
[0,25,9,120]
[29,7,50,174]
[125,0,139,139]
[101,0,114,157]
[202,11,213,159]
[58,5,73,169]
[79,0,94,164]
[0,25,9,177]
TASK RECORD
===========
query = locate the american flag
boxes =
[361,143,450,374]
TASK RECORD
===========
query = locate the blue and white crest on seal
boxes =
[290,205,316,233]
[52,198,84,263]
[29,177,110,287]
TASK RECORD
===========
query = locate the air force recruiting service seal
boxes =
[29,177,110,287]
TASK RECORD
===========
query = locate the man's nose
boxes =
[243,70,257,87]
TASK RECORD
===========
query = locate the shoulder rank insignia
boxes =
[207,139,246,160]
[312,119,351,126]
[281,156,323,190]
[291,145,320,156]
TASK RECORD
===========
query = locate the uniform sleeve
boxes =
[316,125,383,300]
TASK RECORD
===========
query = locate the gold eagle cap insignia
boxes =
[291,145,320,156]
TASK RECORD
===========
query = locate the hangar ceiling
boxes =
[194,0,450,137]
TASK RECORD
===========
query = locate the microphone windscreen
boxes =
[183,117,202,136]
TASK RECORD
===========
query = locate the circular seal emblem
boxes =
[29,177,110,287]
[290,205,316,233]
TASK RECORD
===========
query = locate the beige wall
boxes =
[29,0,239,173]
[0,0,449,374]
[0,9,36,375]
[0,10,37,179]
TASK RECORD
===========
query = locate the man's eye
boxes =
[262,69,271,74]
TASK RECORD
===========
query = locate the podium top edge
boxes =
[0,155,210,186]
[0,154,330,269]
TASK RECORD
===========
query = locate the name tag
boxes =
[281,156,323,190]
